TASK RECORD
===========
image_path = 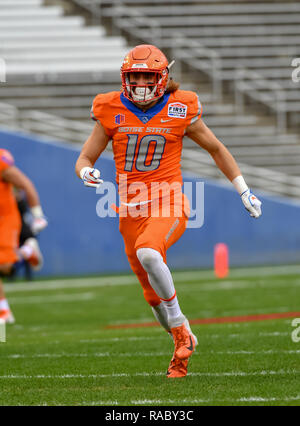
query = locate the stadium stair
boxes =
[99,0,300,182]
[0,0,300,198]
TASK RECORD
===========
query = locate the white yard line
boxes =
[9,329,290,344]
[1,350,299,359]
[4,264,300,294]
[7,292,95,304]
[176,265,300,280]
[0,370,299,379]
[78,336,166,343]
[35,395,300,405]
[205,306,293,317]
[131,395,300,405]
[260,332,290,337]
[102,306,297,327]
[178,280,300,292]
[81,401,120,406]
[5,277,300,296]
[4,276,138,293]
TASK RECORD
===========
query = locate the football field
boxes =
[1,266,300,406]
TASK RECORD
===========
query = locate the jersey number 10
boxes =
[124,134,166,172]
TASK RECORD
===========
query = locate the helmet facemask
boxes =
[122,69,168,105]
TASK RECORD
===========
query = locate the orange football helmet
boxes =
[121,44,170,105]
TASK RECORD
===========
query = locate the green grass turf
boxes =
[0,267,300,406]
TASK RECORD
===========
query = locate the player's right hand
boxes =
[80,167,103,188]
[32,216,48,235]
[30,205,48,235]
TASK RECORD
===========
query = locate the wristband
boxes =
[31,205,44,218]
[232,175,249,196]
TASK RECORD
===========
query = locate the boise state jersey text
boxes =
[91,90,202,201]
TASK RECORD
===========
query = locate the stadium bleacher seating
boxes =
[0,1,127,75]
[100,0,300,178]
[0,1,125,137]
[0,0,300,197]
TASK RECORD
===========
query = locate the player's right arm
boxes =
[75,121,110,187]
[1,165,48,233]
[2,166,40,207]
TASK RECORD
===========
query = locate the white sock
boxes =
[0,298,10,311]
[163,296,184,325]
[137,247,184,326]
[151,303,171,332]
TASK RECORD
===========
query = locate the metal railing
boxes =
[234,68,287,134]
[0,101,19,128]
[181,148,300,200]
[20,110,93,143]
[0,103,93,143]
[0,0,297,199]
[73,0,223,102]
[70,0,103,25]
[1,100,299,199]
[112,3,162,43]
[70,0,292,130]
[171,36,222,102]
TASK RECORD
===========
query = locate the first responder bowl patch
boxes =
[168,102,187,118]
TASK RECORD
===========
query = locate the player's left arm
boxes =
[2,166,48,232]
[186,118,262,218]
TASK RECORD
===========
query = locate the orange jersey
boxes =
[0,149,21,264]
[91,90,202,202]
[0,149,19,218]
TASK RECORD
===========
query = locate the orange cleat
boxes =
[0,309,15,324]
[171,323,196,360]
[166,355,189,378]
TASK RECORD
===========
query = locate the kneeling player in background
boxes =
[76,45,262,377]
[0,149,48,323]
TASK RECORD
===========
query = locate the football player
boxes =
[75,45,262,378]
[0,149,48,323]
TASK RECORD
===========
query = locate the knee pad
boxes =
[136,247,162,271]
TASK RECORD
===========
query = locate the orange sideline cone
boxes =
[214,243,229,278]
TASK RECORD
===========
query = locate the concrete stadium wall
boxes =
[1,128,300,276]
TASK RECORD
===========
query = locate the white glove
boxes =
[31,205,48,235]
[241,189,262,219]
[80,167,103,188]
